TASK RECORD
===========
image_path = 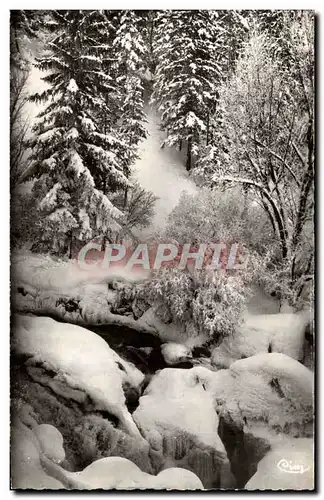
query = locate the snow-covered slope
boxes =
[132,106,197,233]
[12,314,145,439]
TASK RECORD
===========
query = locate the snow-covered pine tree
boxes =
[151,10,223,171]
[113,10,147,188]
[27,10,130,255]
[192,10,252,182]
[10,10,40,64]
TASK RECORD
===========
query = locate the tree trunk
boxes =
[179,139,182,151]
[101,234,108,251]
[206,113,210,146]
[186,137,192,171]
[291,122,314,250]
[124,185,128,208]
[69,232,73,259]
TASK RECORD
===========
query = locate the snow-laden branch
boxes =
[214,174,288,257]
[251,137,301,187]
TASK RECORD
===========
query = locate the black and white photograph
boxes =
[9,8,315,491]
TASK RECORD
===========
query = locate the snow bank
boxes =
[12,250,146,292]
[154,467,203,489]
[133,367,234,488]
[212,311,310,369]
[245,438,314,490]
[12,314,145,439]
[71,457,203,489]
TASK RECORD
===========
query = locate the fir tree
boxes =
[112,10,147,201]
[151,10,223,171]
[27,10,130,255]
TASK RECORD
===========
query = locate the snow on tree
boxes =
[10,10,43,191]
[145,266,247,344]
[112,10,148,203]
[26,10,131,255]
[10,10,40,63]
[151,10,223,171]
[195,12,314,306]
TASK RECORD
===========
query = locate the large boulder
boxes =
[207,353,314,487]
[11,315,153,477]
[12,314,145,439]
[133,367,234,489]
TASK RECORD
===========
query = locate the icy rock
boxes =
[12,314,145,440]
[212,311,311,369]
[133,367,234,488]
[245,438,314,490]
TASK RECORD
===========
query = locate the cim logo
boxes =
[277,459,310,475]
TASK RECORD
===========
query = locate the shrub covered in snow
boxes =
[165,188,275,257]
[144,267,247,344]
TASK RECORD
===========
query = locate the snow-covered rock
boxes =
[34,424,65,464]
[154,467,203,489]
[11,250,152,327]
[11,420,64,489]
[209,354,314,487]
[211,353,313,433]
[39,454,204,490]
[133,367,234,488]
[245,438,314,490]
[12,314,145,440]
[212,311,311,369]
[161,343,192,365]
